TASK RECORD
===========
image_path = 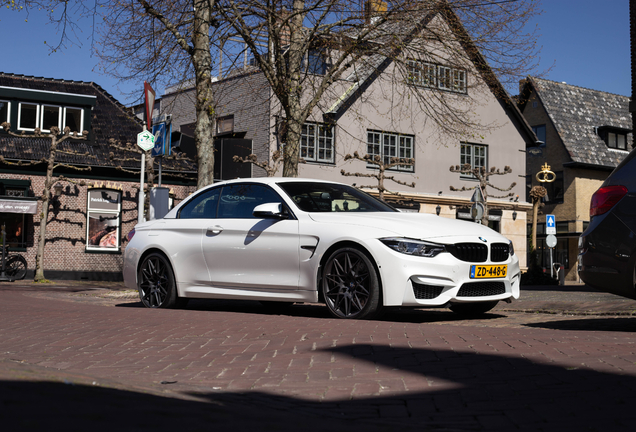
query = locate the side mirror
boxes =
[253,202,287,219]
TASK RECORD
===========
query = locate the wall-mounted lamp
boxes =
[436,205,441,216]
[53,183,64,197]
[512,210,517,221]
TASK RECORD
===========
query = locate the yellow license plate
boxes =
[470,264,507,279]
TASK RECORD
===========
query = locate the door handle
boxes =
[207,225,223,235]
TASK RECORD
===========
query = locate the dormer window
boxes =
[597,126,630,151]
[607,131,627,150]
[0,86,95,136]
[18,103,38,131]
[0,100,9,128]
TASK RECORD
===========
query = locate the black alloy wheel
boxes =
[138,252,179,308]
[322,247,381,319]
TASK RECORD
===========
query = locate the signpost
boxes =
[546,214,556,235]
[137,129,155,224]
[546,214,557,277]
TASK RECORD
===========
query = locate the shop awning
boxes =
[0,199,38,214]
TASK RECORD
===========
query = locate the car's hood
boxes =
[308,212,508,243]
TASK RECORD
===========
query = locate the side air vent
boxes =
[412,282,444,299]
[447,243,488,263]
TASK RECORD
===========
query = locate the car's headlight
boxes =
[509,240,515,256]
[380,237,446,257]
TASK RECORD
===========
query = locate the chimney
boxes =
[364,0,388,24]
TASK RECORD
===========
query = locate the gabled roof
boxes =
[518,77,632,169]
[324,4,537,146]
[0,73,195,174]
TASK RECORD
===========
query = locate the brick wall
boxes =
[1,173,196,280]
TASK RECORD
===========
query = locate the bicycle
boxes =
[1,249,27,280]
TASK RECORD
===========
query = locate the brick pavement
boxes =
[1,281,636,431]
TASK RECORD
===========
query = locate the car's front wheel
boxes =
[322,247,381,319]
[449,301,499,316]
[138,252,180,308]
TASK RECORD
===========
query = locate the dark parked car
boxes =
[579,148,636,299]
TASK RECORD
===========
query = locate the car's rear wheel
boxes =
[138,252,180,309]
[322,247,381,319]
[449,300,499,316]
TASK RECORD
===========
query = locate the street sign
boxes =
[546,234,557,248]
[546,214,556,235]
[151,122,172,157]
[137,130,155,151]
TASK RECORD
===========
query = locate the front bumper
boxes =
[372,242,521,307]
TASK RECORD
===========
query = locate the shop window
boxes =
[0,214,26,249]
[86,189,122,252]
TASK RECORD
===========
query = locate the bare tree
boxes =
[341,151,415,201]
[449,163,516,225]
[97,0,219,189]
[216,0,542,176]
[0,123,90,281]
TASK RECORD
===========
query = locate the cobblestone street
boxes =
[1,281,635,431]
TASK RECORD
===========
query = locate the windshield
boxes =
[278,182,397,213]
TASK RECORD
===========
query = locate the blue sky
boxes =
[0,1,631,105]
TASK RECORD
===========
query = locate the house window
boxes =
[607,131,628,150]
[0,100,9,128]
[544,171,564,204]
[453,69,466,93]
[16,102,85,133]
[41,105,62,132]
[64,107,84,132]
[406,59,466,94]
[301,122,334,163]
[438,66,452,91]
[460,143,487,178]
[86,189,122,252]
[303,49,329,75]
[532,125,546,146]
[18,103,39,131]
[216,115,234,135]
[367,130,414,172]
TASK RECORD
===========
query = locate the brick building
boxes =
[518,77,632,280]
[0,73,196,280]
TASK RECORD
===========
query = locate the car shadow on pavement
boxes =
[4,344,635,431]
[115,299,505,324]
[525,317,636,332]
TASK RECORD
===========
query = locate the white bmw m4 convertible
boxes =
[123,178,520,319]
